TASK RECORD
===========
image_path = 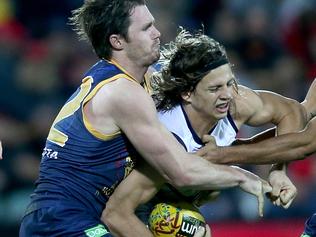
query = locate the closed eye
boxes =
[142,20,155,31]
[208,87,220,93]
[208,78,235,92]
[227,78,235,87]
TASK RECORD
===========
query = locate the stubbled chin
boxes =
[150,52,160,64]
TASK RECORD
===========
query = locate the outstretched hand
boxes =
[232,166,272,217]
[267,169,297,209]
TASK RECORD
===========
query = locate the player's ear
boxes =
[181,91,192,103]
[109,34,124,50]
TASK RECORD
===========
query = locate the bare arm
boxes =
[200,86,307,208]
[237,87,306,137]
[231,127,276,145]
[88,79,254,190]
[201,93,316,208]
[197,121,315,165]
[88,79,273,236]
[201,86,307,164]
[102,163,163,237]
[235,88,307,208]
[232,79,315,146]
[102,162,272,237]
[213,117,316,163]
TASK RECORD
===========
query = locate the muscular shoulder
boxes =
[232,85,302,127]
[231,85,263,126]
[84,77,157,134]
[96,78,156,118]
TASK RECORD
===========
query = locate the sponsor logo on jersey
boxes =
[85,224,109,237]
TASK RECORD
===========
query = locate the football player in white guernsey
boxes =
[101,29,307,236]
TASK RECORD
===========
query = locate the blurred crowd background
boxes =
[0,0,316,236]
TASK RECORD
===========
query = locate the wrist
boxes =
[270,163,288,173]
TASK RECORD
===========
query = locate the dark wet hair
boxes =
[151,28,237,111]
[69,0,146,59]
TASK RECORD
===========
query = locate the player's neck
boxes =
[183,105,218,138]
[111,55,148,84]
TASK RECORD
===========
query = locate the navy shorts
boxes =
[301,214,316,237]
[19,205,113,237]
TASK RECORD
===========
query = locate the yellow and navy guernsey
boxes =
[27,60,138,217]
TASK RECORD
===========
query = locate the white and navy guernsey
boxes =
[157,104,238,201]
[158,104,238,152]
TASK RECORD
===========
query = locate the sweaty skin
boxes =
[101,32,311,236]
[198,79,316,207]
[102,161,272,237]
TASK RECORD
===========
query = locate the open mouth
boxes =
[216,103,229,113]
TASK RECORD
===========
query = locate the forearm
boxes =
[232,127,276,145]
[227,97,307,164]
[176,157,249,190]
[214,126,314,164]
[272,98,308,172]
[102,164,163,237]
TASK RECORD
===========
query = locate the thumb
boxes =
[280,189,296,209]
[281,197,294,209]
[270,183,281,198]
[262,180,272,194]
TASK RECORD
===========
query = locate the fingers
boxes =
[268,183,297,208]
[268,180,282,204]
[258,181,272,217]
[270,183,281,198]
[267,188,296,209]
[280,188,297,209]
[205,224,212,237]
[257,190,264,217]
[282,197,293,209]
[271,195,293,209]
[194,224,212,237]
[262,180,273,193]
[202,135,216,144]
[196,147,207,156]
[274,197,281,206]
[194,226,206,237]
[195,135,217,158]
[281,188,297,204]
